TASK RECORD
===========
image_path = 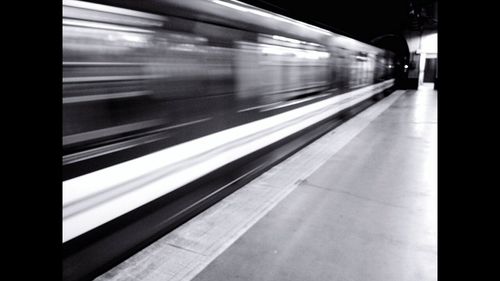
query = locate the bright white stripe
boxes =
[237,102,280,112]
[238,93,328,113]
[63,62,148,66]
[63,75,163,83]
[261,93,330,112]
[62,79,394,242]
[211,0,331,36]
[63,118,165,146]
[63,18,155,34]
[63,91,151,104]
[63,0,166,21]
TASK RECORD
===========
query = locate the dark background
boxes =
[239,0,437,60]
[238,0,438,39]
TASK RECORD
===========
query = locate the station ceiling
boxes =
[240,0,438,44]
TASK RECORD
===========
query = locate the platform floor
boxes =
[192,88,436,281]
[97,88,437,281]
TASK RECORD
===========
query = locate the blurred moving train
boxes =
[63,0,397,280]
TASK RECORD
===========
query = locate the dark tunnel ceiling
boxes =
[239,0,438,44]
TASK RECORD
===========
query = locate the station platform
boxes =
[96,87,437,281]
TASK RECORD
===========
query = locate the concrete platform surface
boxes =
[191,88,437,281]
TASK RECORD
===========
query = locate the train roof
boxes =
[72,0,391,55]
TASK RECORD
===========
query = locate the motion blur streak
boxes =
[63,1,397,280]
[63,79,393,242]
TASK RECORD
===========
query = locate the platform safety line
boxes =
[95,90,405,281]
